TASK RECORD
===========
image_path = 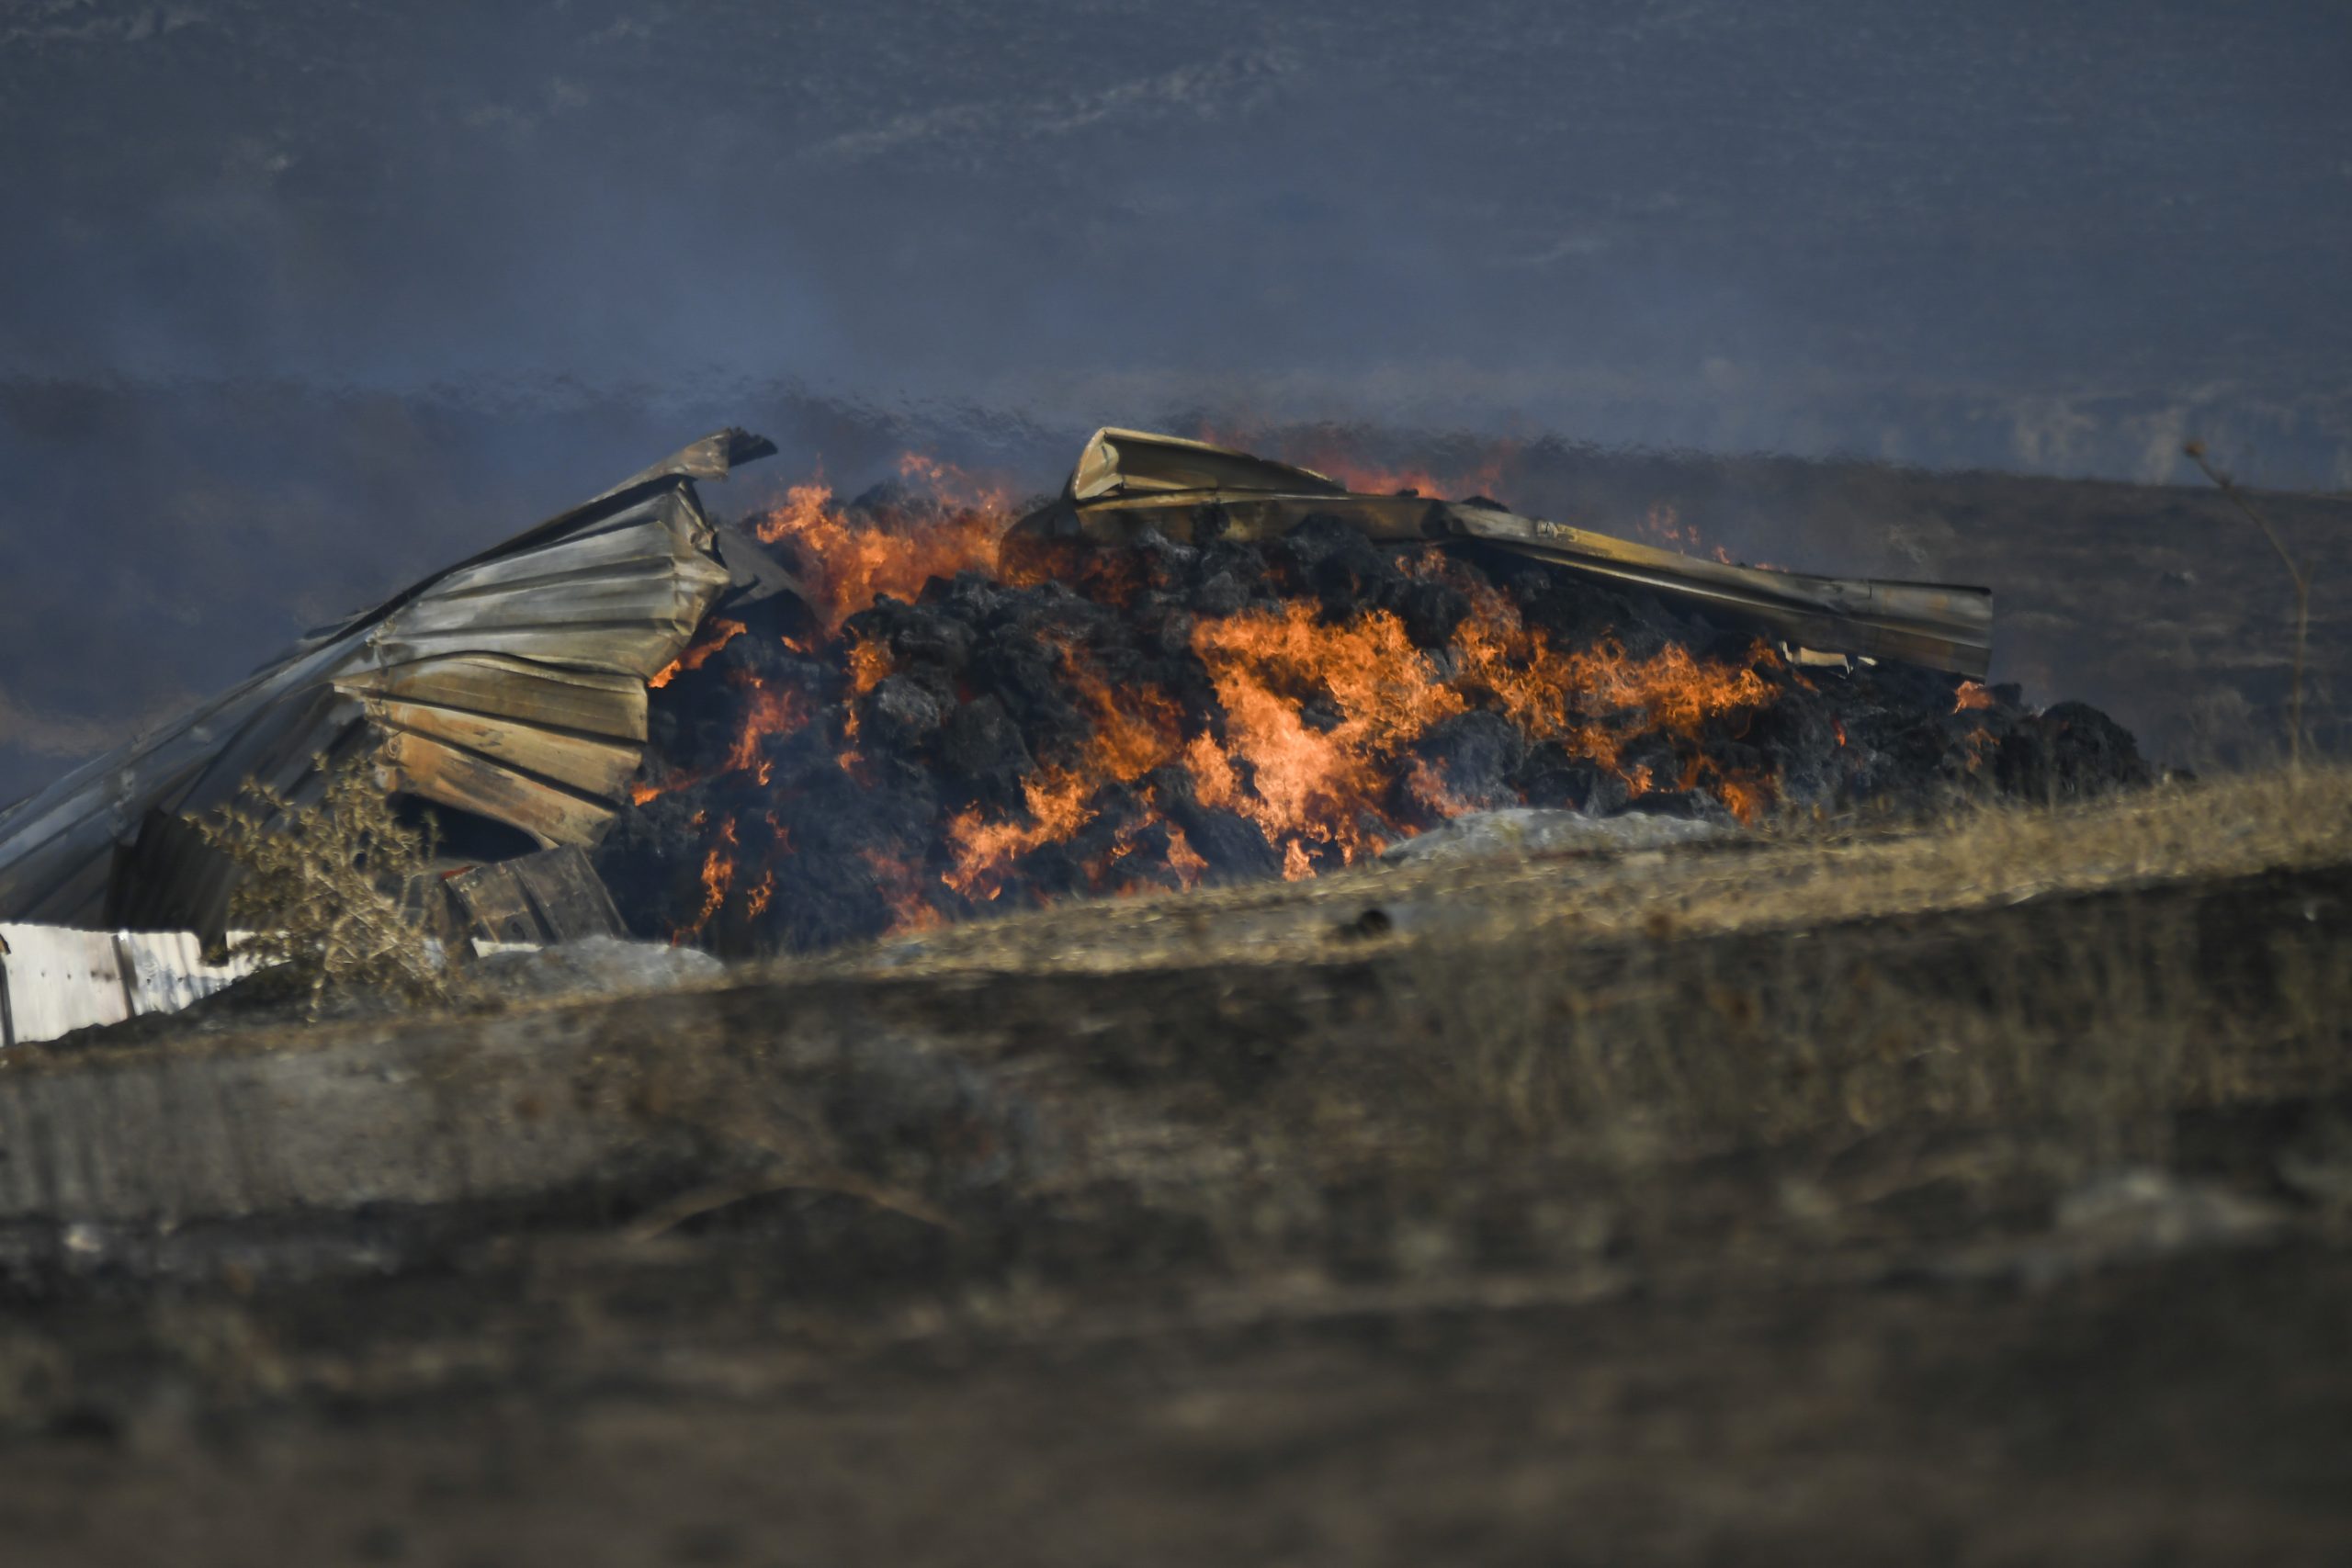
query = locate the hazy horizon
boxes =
[4,0,2346,800]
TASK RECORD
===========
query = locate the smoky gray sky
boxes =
[3,0,2348,800]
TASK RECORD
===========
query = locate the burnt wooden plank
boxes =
[444,862,542,945]
[508,846,628,940]
[445,846,628,944]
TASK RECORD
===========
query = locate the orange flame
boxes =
[1190,601,1459,865]
[651,448,1803,948]
[650,617,746,689]
[753,456,1020,633]
[846,634,895,697]
[722,672,808,786]
[932,555,1783,909]
[678,819,739,944]
[863,847,944,931]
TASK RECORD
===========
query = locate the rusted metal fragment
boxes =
[0,925,128,1043]
[712,519,814,616]
[375,733,616,850]
[334,657,647,744]
[445,846,627,946]
[1069,427,1346,502]
[381,578,723,645]
[1021,428,1995,677]
[177,693,373,820]
[424,514,714,595]
[587,426,779,503]
[1435,505,1994,676]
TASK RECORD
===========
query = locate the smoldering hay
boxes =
[595,452,2146,956]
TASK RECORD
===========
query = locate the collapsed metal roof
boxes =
[0,430,775,932]
[0,423,1992,937]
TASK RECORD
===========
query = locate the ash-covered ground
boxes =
[596,481,2148,956]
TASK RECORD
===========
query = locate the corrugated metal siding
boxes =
[119,931,264,1019]
[0,429,775,932]
[0,925,263,1048]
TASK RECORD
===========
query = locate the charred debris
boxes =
[0,426,2146,964]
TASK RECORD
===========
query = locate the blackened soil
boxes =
[0,1193,2346,1566]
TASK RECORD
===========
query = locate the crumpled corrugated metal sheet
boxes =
[0,429,775,931]
[1022,428,1996,677]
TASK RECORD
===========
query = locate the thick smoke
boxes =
[3,1,2346,799]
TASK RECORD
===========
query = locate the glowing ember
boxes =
[680,819,738,944]
[721,673,808,784]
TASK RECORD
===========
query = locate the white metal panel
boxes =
[0,925,266,1048]
[0,925,130,1044]
[117,931,262,1020]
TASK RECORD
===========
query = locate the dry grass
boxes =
[194,757,455,1018]
[1387,887,2346,1170]
[828,764,2352,979]
[799,765,2352,1203]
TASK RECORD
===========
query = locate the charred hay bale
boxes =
[860,674,948,752]
[1515,744,1632,815]
[1406,711,1528,814]
[1392,574,1472,649]
[1996,701,2152,802]
[613,505,2158,954]
[939,695,1035,808]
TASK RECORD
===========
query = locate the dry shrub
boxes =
[195,756,453,1017]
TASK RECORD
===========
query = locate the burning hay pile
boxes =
[0,422,2154,988]
[597,445,2147,956]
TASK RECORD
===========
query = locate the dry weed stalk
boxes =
[2184,440,2312,768]
[194,755,453,1018]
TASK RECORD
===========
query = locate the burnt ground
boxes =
[1,513,2350,1561]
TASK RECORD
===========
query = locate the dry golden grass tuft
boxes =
[1372,769,2352,1169]
[195,756,455,1018]
[800,764,2352,1190]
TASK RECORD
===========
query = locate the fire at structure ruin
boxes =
[0,424,2149,1001]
